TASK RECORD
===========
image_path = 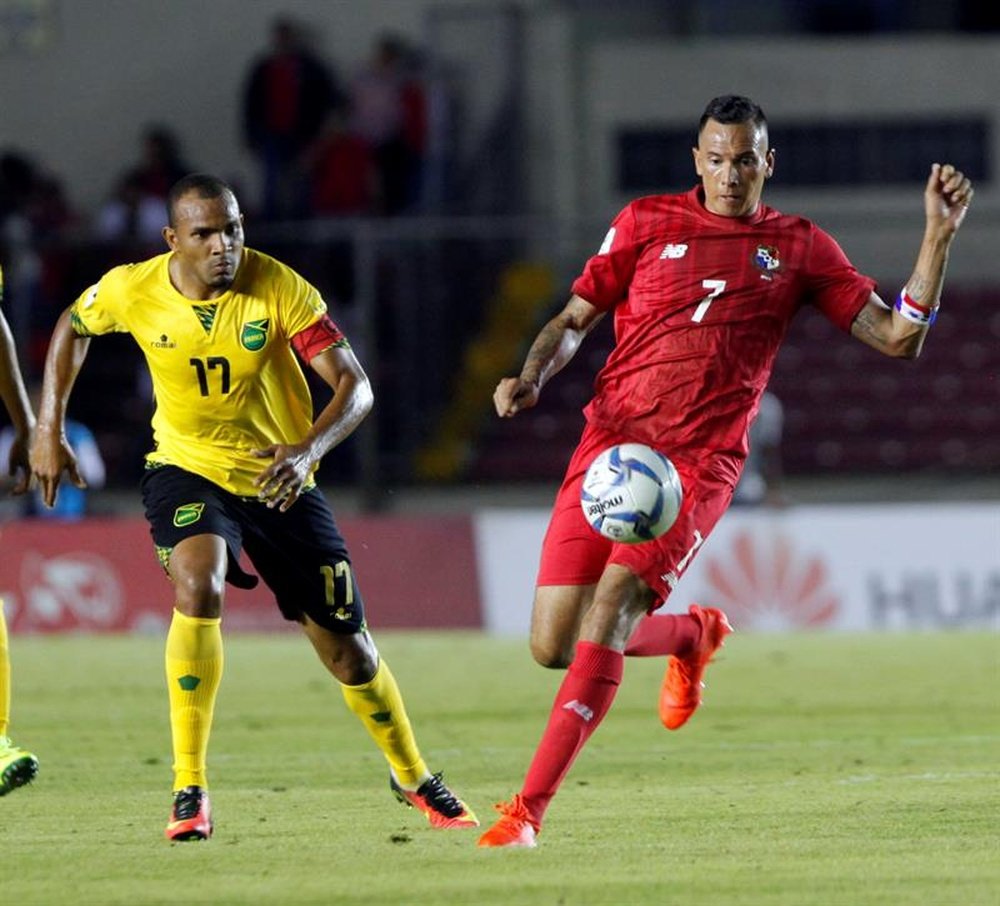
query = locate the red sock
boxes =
[624,612,700,657]
[520,641,624,827]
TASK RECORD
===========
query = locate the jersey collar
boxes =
[687,185,770,227]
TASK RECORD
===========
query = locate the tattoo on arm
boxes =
[907,274,931,304]
[522,320,567,382]
[851,304,889,347]
[853,299,926,358]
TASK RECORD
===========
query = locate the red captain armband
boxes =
[291,314,346,361]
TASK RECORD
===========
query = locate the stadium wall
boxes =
[0,515,481,634]
[2,505,996,635]
[475,504,1000,634]
[567,35,1000,282]
[0,0,542,215]
[2,4,997,281]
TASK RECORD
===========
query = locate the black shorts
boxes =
[140,465,366,633]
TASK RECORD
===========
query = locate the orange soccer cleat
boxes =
[165,785,213,841]
[390,771,479,829]
[659,604,733,730]
[477,795,539,848]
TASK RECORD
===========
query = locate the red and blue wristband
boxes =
[895,289,938,326]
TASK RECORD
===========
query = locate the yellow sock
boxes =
[165,609,223,790]
[340,658,428,787]
[0,600,10,739]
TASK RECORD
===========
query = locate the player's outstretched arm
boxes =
[30,307,91,507]
[851,163,973,360]
[0,307,36,494]
[494,294,604,418]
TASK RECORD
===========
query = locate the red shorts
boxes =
[536,423,733,607]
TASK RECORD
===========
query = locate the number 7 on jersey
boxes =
[693,279,726,323]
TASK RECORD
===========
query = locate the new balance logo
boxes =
[562,699,594,721]
[661,530,704,588]
[660,243,688,259]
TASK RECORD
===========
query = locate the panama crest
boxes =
[752,245,781,276]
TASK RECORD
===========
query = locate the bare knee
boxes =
[579,565,656,649]
[530,634,574,669]
[304,620,379,685]
[173,570,225,617]
[529,585,592,669]
[169,535,228,618]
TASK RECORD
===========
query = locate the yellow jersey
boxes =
[71,248,327,496]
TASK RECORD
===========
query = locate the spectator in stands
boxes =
[96,126,192,246]
[130,126,192,201]
[480,95,974,848]
[0,151,74,242]
[242,16,340,220]
[0,153,43,359]
[0,384,104,520]
[95,173,170,246]
[0,152,36,227]
[299,102,379,310]
[732,390,786,506]
[0,152,75,374]
[302,104,379,216]
[349,33,427,214]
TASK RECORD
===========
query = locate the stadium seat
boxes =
[462,284,1000,481]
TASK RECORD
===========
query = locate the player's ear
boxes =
[692,146,703,177]
[162,225,177,250]
[765,148,776,179]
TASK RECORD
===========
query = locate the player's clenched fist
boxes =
[926,163,973,235]
[494,376,539,418]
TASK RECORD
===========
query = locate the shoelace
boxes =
[495,795,532,823]
[419,772,464,817]
[172,788,204,820]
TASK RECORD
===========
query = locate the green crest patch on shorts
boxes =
[173,502,206,528]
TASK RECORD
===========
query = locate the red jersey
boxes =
[571,186,876,486]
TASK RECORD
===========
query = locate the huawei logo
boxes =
[701,530,839,629]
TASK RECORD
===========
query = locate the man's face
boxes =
[693,119,774,218]
[163,191,244,296]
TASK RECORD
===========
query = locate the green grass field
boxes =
[3,630,997,905]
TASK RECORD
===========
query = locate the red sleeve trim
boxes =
[291,314,345,361]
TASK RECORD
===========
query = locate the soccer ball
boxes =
[580,443,683,544]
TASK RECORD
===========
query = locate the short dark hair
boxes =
[167,173,236,226]
[698,95,767,135]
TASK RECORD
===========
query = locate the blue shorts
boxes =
[140,464,366,633]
